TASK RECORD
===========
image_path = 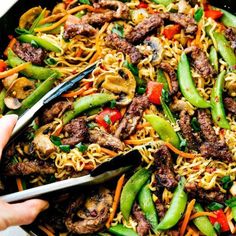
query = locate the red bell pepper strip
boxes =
[0,61,7,72]
[146,81,163,105]
[163,24,181,40]
[96,108,122,129]
[209,209,230,232]
[137,2,148,8]
[205,10,223,20]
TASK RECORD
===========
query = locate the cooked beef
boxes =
[159,62,178,96]
[62,117,88,146]
[105,33,142,64]
[225,27,236,52]
[154,145,178,191]
[65,187,113,234]
[200,141,232,163]
[224,97,236,114]
[13,41,46,65]
[126,14,163,44]
[3,160,56,176]
[155,200,166,219]
[185,46,215,78]
[89,129,124,151]
[185,182,225,203]
[132,203,150,236]
[115,95,150,139]
[179,110,201,150]
[41,101,72,124]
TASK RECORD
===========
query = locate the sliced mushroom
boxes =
[4,96,22,110]
[7,77,35,100]
[2,73,18,90]
[94,67,136,105]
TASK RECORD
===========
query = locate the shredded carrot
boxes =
[186,226,199,236]
[163,71,172,92]
[136,122,150,130]
[76,48,84,58]
[83,163,94,170]
[180,199,196,236]
[4,38,16,56]
[106,174,125,228]
[68,5,106,14]
[226,208,236,234]
[190,212,217,220]
[120,107,127,117]
[34,15,69,32]
[53,126,63,136]
[40,12,65,25]
[0,62,30,79]
[38,225,55,236]
[81,87,97,96]
[124,137,153,145]
[89,52,100,64]
[100,147,117,157]
[195,20,203,47]
[62,83,90,98]
[165,142,198,158]
[16,178,24,192]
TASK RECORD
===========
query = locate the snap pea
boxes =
[157,177,187,230]
[120,168,151,221]
[35,23,61,34]
[29,8,46,34]
[177,53,210,108]
[193,203,216,236]
[62,93,116,124]
[18,34,62,53]
[220,8,236,28]
[151,0,173,6]
[145,114,180,148]
[7,49,60,80]
[0,88,6,114]
[108,224,138,236]
[232,206,236,221]
[138,183,159,233]
[210,70,230,129]
[157,69,169,92]
[209,46,218,72]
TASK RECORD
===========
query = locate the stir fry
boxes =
[0,0,236,235]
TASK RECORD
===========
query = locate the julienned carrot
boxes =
[186,226,199,236]
[83,163,94,170]
[4,38,17,56]
[124,137,153,145]
[0,62,30,79]
[53,126,63,136]
[165,142,198,158]
[106,174,125,228]
[68,5,106,14]
[190,212,217,220]
[195,20,203,47]
[16,178,24,192]
[62,83,90,98]
[38,225,55,236]
[136,122,150,129]
[100,147,117,157]
[180,199,196,236]
[89,52,100,64]
[76,48,84,58]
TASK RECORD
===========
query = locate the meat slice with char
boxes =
[224,97,236,114]
[225,27,236,52]
[105,33,142,64]
[126,14,163,44]
[115,95,150,139]
[13,41,46,65]
[89,129,124,151]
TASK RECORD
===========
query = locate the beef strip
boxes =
[185,46,215,78]
[132,203,150,236]
[41,101,72,124]
[81,11,114,25]
[159,62,178,96]
[185,182,225,203]
[3,160,56,176]
[179,110,202,150]
[13,41,46,65]
[154,145,178,191]
[225,27,236,52]
[105,33,142,64]
[155,200,166,219]
[126,14,163,44]
[115,95,150,139]
[89,129,124,151]
[62,117,88,146]
[224,97,236,114]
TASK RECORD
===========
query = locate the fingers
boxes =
[0,199,49,230]
[0,114,18,157]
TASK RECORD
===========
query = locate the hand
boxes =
[0,115,49,230]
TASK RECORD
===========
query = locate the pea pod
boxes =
[157,70,169,92]
[138,183,159,233]
[7,49,60,80]
[0,88,6,114]
[120,168,151,220]
[209,46,218,72]
[157,177,187,230]
[18,34,62,53]
[232,206,236,221]
[151,0,173,6]
[109,224,138,236]
[29,8,46,33]
[193,203,216,236]
[210,70,230,129]
[220,8,236,28]
[62,93,116,124]
[145,114,180,148]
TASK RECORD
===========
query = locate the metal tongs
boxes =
[1,61,142,203]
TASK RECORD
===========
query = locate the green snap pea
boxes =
[108,224,138,236]
[210,70,230,129]
[120,168,151,221]
[35,23,61,34]
[62,93,116,124]
[232,206,236,221]
[209,46,218,72]
[29,8,46,33]
[18,34,62,53]
[157,69,169,92]
[7,49,60,80]
[177,53,210,108]
[157,177,187,230]
[151,0,173,6]
[220,8,236,28]
[193,203,216,236]
[138,183,159,233]
[0,88,6,114]
[145,114,180,148]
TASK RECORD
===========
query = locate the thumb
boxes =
[0,199,49,230]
